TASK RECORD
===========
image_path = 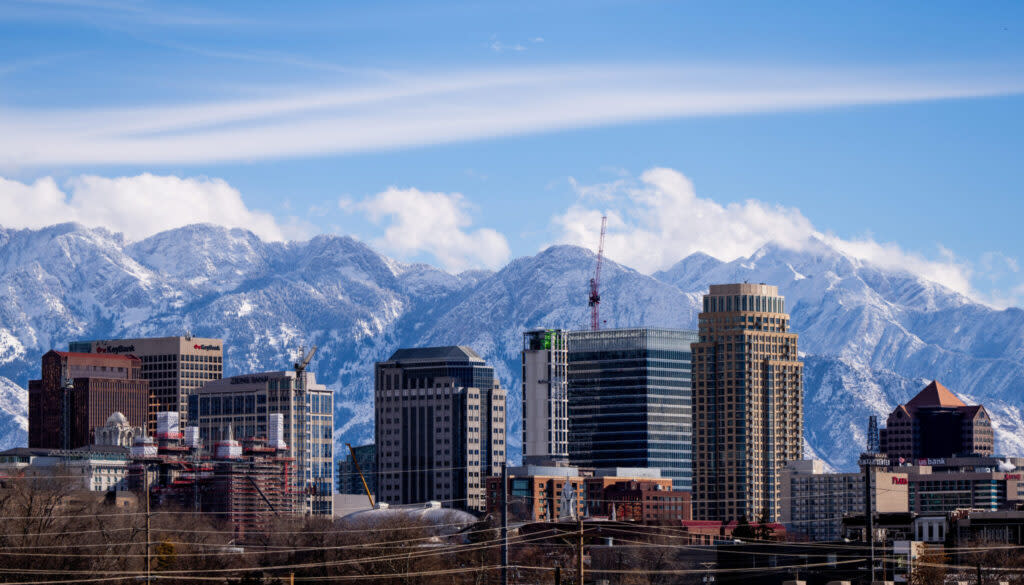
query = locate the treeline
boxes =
[5,479,1024,585]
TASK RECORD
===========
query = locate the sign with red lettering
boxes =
[891,477,908,485]
[1006,474,1021,480]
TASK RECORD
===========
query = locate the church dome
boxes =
[106,412,128,426]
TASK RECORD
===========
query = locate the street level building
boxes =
[485,465,688,524]
[879,380,994,460]
[485,464,585,521]
[28,350,148,449]
[904,455,1024,513]
[375,346,507,512]
[190,371,334,516]
[522,329,569,465]
[692,283,804,522]
[0,444,131,492]
[566,328,698,491]
[69,335,224,433]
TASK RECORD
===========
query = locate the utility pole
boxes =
[863,462,876,584]
[501,461,508,585]
[700,562,715,585]
[577,517,584,585]
[145,465,152,584]
[977,561,983,585]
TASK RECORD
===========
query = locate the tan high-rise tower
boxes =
[692,283,803,522]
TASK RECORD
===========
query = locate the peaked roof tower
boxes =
[906,380,967,411]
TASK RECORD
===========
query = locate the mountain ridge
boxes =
[1,222,1021,472]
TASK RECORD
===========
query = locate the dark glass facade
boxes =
[566,328,698,491]
[375,346,506,512]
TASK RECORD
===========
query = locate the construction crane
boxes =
[293,346,318,514]
[589,215,608,331]
[346,443,376,508]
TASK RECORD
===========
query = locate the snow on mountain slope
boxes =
[0,223,1021,473]
[0,376,27,451]
[654,237,1024,468]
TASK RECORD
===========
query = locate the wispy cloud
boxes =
[3,0,251,26]
[2,63,1022,167]
[489,40,526,53]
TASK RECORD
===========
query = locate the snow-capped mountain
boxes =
[1,223,1022,472]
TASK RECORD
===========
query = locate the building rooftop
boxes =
[707,283,780,296]
[906,380,967,410]
[48,350,137,361]
[74,444,130,455]
[0,447,52,458]
[387,346,483,362]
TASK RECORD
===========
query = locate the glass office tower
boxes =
[566,328,698,491]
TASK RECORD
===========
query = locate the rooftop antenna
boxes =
[589,216,607,331]
[866,415,880,453]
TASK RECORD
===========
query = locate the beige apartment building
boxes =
[780,459,909,541]
[692,283,804,522]
[70,335,224,432]
[375,346,507,513]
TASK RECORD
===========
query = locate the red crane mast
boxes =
[589,216,607,331]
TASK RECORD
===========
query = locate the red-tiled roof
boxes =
[49,351,137,361]
[906,380,966,410]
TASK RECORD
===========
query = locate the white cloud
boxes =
[552,167,985,301]
[0,173,295,241]
[489,40,526,53]
[356,187,510,272]
[1,63,1021,166]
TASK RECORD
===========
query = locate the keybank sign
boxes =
[96,344,136,354]
[193,344,221,351]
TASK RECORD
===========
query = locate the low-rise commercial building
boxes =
[782,455,1024,541]
[0,444,131,492]
[485,465,689,524]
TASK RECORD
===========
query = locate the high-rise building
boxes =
[189,370,334,516]
[338,443,377,496]
[28,350,149,449]
[879,380,994,461]
[374,346,507,512]
[692,283,804,522]
[566,328,698,491]
[69,336,224,433]
[522,329,569,465]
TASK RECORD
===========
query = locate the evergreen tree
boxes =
[732,515,755,539]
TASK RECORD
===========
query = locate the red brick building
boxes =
[592,479,692,524]
[28,351,148,449]
[485,468,690,525]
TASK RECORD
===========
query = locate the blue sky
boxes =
[1,1,1023,305]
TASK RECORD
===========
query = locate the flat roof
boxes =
[387,346,484,362]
